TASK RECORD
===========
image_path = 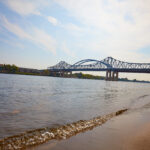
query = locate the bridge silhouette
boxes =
[48,57,150,81]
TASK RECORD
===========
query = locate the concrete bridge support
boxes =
[69,71,72,77]
[106,71,119,81]
[106,71,111,81]
[59,71,72,77]
[59,72,62,77]
[112,71,119,81]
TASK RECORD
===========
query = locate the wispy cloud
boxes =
[47,15,84,36]
[54,0,150,61]
[0,15,32,39]
[61,42,75,57]
[2,0,49,16]
[62,23,83,32]
[32,28,56,54]
[0,15,56,54]
[47,16,58,26]
[2,0,150,59]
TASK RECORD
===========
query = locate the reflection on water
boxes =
[0,74,150,139]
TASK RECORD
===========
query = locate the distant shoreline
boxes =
[0,72,150,84]
[0,64,150,83]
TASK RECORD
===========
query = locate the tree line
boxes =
[0,64,19,73]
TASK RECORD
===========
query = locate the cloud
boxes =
[54,0,150,61]
[47,16,58,26]
[61,42,75,57]
[0,15,32,39]
[47,15,84,36]
[0,16,56,54]
[2,0,150,59]
[2,0,48,16]
[60,22,85,37]
[62,23,83,33]
[4,0,83,33]
[32,28,56,54]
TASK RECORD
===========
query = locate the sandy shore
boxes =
[29,107,150,150]
[123,123,150,150]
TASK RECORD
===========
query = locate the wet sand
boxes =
[0,109,127,149]
[29,107,150,150]
[123,123,150,150]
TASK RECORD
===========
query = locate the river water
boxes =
[0,73,150,140]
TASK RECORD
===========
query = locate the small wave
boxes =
[0,110,20,118]
[129,94,150,109]
[137,95,149,99]
[142,102,150,109]
[0,109,127,150]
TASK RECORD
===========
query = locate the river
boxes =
[0,73,150,140]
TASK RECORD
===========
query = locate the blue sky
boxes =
[0,0,150,80]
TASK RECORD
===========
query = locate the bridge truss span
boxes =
[102,57,150,70]
[48,57,150,81]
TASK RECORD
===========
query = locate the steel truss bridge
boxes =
[48,57,150,81]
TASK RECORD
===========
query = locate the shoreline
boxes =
[29,107,150,150]
[0,109,127,150]
[0,72,150,84]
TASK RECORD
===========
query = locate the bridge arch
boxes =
[72,59,111,68]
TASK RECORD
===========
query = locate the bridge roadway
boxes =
[48,57,150,81]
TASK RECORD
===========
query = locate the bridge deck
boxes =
[50,68,150,73]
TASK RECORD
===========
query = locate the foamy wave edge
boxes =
[0,109,127,150]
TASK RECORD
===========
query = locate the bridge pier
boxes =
[106,71,119,81]
[106,71,109,80]
[106,71,111,81]
[69,71,72,77]
[58,71,72,77]
[112,71,119,81]
[60,71,66,77]
[62,72,65,77]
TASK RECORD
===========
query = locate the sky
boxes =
[0,0,150,80]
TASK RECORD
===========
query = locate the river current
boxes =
[0,73,150,139]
